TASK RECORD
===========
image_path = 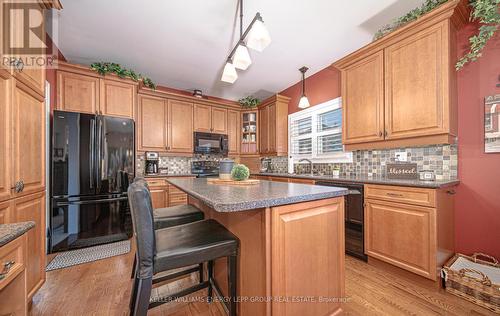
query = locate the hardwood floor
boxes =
[32,249,497,316]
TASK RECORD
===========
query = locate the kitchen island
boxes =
[167,178,348,316]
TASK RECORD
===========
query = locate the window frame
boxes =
[288,97,352,171]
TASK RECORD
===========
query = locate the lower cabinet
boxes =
[365,199,436,279]
[146,178,191,208]
[149,187,168,209]
[364,184,454,281]
[0,234,28,316]
[13,191,45,299]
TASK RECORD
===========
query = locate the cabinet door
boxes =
[168,99,193,153]
[14,192,45,299]
[365,199,436,280]
[211,107,227,134]
[384,24,447,140]
[149,188,167,209]
[13,82,45,197]
[259,107,269,154]
[57,71,99,114]
[272,198,344,316]
[194,104,212,132]
[342,51,384,144]
[137,95,167,152]
[0,76,12,202]
[99,79,136,118]
[268,104,276,153]
[0,200,12,224]
[227,109,240,155]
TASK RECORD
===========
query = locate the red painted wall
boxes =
[281,23,500,258]
[455,24,500,258]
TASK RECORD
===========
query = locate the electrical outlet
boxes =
[395,151,408,162]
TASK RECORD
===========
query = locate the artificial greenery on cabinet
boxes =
[373,0,500,70]
[90,62,156,89]
[238,96,261,109]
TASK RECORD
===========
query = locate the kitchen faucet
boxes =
[298,158,313,175]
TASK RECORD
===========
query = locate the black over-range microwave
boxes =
[193,132,228,156]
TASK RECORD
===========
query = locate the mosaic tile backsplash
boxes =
[136,154,224,176]
[263,144,458,181]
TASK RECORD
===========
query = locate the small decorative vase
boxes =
[332,169,340,177]
[219,158,234,180]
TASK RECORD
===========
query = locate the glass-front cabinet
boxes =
[241,111,259,155]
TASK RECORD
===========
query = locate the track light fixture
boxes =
[221,0,271,83]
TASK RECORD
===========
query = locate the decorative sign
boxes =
[386,163,418,180]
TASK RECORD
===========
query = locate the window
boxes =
[288,98,352,170]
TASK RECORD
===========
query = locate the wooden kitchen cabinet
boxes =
[0,234,28,316]
[57,71,100,114]
[137,95,168,152]
[241,111,259,155]
[341,51,384,145]
[57,62,137,119]
[0,75,12,202]
[333,0,466,150]
[194,104,227,134]
[0,200,12,224]
[13,81,46,197]
[168,100,193,153]
[364,184,455,281]
[258,94,290,156]
[227,109,240,155]
[150,188,168,209]
[100,79,137,118]
[14,191,45,300]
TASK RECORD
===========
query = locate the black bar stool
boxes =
[128,179,239,316]
[130,178,205,279]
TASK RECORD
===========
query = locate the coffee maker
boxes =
[145,152,159,175]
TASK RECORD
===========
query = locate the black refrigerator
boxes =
[50,110,135,252]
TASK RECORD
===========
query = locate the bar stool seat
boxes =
[153,204,204,230]
[154,219,238,273]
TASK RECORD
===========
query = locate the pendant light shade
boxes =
[298,66,310,109]
[221,61,238,83]
[298,95,310,109]
[233,43,252,70]
[246,19,272,52]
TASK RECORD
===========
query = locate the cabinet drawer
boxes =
[146,179,167,188]
[169,193,187,206]
[168,185,185,195]
[364,184,436,208]
[0,235,26,291]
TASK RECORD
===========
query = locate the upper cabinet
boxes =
[194,104,227,134]
[137,94,194,154]
[227,109,240,155]
[57,71,99,114]
[259,94,290,156]
[333,0,467,150]
[0,75,12,202]
[100,79,137,118]
[56,62,137,119]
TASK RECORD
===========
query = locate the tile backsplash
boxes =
[136,154,224,176]
[263,144,458,181]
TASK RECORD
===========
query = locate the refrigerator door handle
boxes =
[90,118,95,189]
[96,115,102,189]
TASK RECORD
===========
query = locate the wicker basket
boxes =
[442,253,500,313]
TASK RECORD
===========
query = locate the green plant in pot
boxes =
[231,164,250,181]
[238,96,260,109]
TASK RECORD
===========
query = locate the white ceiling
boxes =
[52,0,425,101]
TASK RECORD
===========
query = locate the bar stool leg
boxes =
[199,262,204,283]
[207,260,214,302]
[130,254,137,279]
[131,277,152,316]
[228,255,237,316]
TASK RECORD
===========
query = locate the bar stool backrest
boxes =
[128,179,156,279]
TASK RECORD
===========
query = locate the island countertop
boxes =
[167,178,348,212]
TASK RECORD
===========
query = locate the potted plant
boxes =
[231,164,250,181]
[238,96,260,109]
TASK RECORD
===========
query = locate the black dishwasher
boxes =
[316,181,367,261]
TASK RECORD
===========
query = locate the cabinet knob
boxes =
[379,131,382,137]
[0,261,15,280]
[11,180,24,193]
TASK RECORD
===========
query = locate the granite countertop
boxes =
[257,172,459,189]
[0,221,35,247]
[143,173,196,178]
[167,178,348,212]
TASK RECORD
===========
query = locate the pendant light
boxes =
[298,66,310,109]
[220,0,271,83]
[246,16,272,52]
[221,59,238,83]
[233,41,252,70]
